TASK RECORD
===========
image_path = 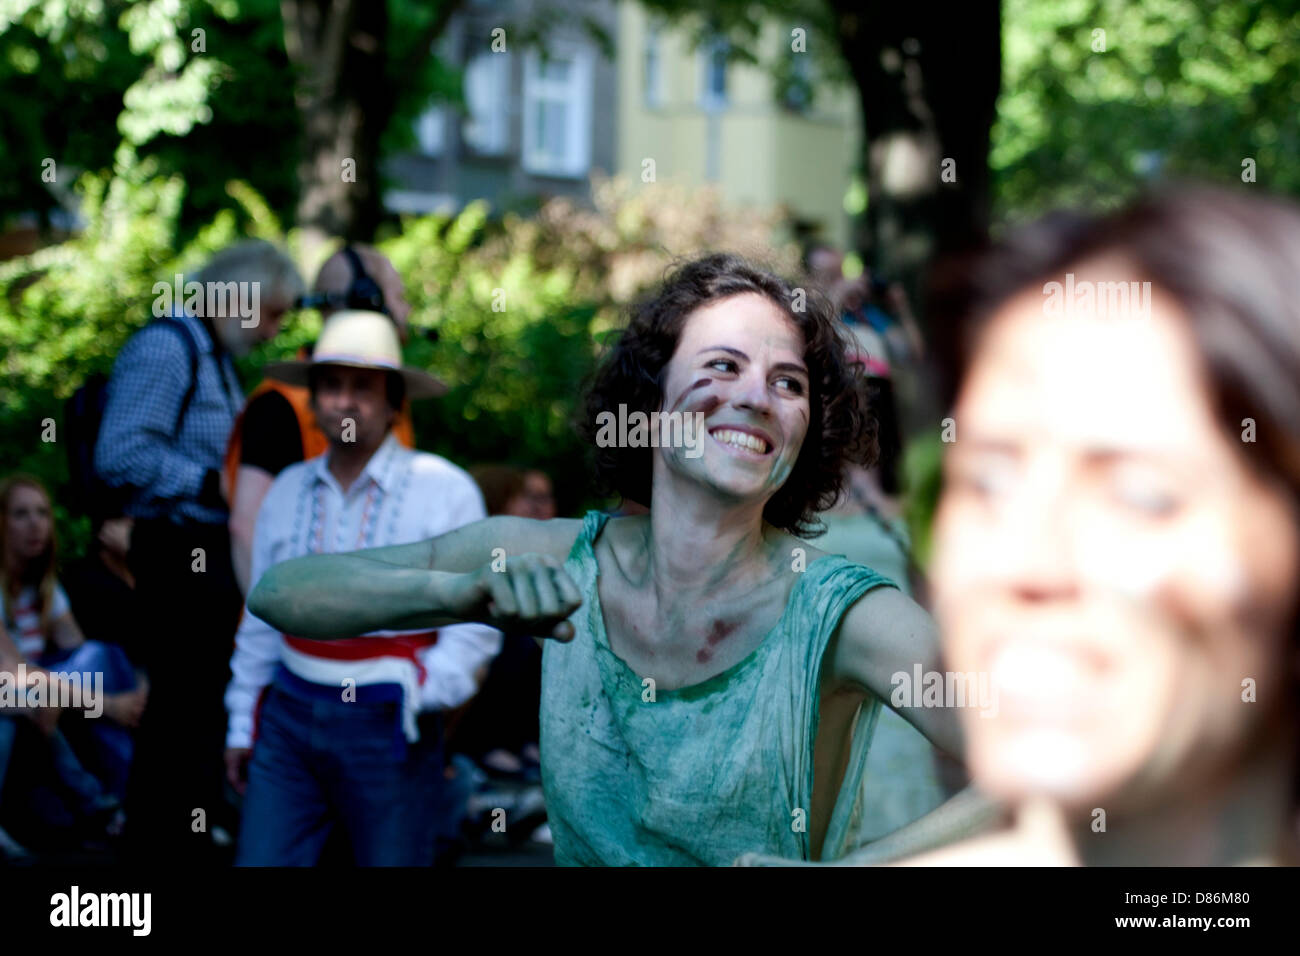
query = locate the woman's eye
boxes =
[707,358,737,374]
[774,376,805,395]
[964,472,1003,497]
[949,459,1015,499]
[1112,476,1181,517]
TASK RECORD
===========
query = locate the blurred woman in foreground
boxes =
[911,185,1300,865]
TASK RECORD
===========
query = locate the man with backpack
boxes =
[93,239,303,862]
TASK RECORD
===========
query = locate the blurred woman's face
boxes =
[932,258,1300,815]
[4,485,53,565]
[521,472,556,520]
[504,472,556,520]
[658,293,811,504]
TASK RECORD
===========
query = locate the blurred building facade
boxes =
[385,0,861,248]
[616,4,860,249]
[385,0,620,217]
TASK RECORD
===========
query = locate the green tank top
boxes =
[540,510,897,866]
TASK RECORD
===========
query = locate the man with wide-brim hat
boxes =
[262,308,447,398]
[223,309,500,866]
[225,248,431,596]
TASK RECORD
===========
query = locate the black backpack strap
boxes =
[155,316,202,437]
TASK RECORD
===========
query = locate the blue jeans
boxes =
[235,670,446,866]
[39,641,138,800]
[0,715,110,824]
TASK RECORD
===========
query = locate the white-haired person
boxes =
[94,238,303,862]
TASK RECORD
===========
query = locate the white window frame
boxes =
[521,44,593,178]
[784,48,813,113]
[462,49,510,155]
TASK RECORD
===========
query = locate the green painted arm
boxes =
[733,785,1003,866]
[245,515,585,640]
[834,784,1003,864]
[247,552,469,639]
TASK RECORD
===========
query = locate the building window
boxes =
[644,25,663,108]
[780,50,813,113]
[463,50,510,155]
[522,46,593,178]
[414,107,446,156]
[699,36,728,111]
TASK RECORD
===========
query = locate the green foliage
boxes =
[0,0,467,239]
[994,0,1300,216]
[0,169,794,552]
[0,155,285,555]
[124,0,301,232]
[901,430,944,570]
[0,0,142,225]
[0,0,297,234]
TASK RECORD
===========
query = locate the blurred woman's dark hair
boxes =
[579,252,875,537]
[932,184,1300,505]
[868,377,902,496]
[470,464,527,517]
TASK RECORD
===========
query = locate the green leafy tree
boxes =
[0,0,301,236]
[0,0,465,244]
[995,0,1300,216]
[0,0,141,229]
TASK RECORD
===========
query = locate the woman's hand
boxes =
[97,516,134,559]
[103,687,148,728]
[443,553,583,641]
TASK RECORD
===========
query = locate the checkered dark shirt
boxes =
[94,312,245,525]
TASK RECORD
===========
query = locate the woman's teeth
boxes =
[712,429,770,454]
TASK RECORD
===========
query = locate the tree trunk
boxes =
[830,0,1001,309]
[282,0,393,255]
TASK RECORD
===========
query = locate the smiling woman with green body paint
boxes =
[248,253,995,865]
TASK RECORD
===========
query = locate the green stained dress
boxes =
[540,510,897,866]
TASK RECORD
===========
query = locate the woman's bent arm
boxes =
[249,558,464,638]
[247,515,583,640]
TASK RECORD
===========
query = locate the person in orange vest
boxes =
[226,245,441,593]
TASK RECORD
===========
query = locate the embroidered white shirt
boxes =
[224,433,501,749]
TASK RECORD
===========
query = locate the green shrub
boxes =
[1,168,798,554]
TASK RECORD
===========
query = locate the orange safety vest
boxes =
[224,378,415,501]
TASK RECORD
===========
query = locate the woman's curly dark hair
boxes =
[579,252,875,537]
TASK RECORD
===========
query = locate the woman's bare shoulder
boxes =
[770,527,831,568]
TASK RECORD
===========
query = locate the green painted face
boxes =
[656,292,811,506]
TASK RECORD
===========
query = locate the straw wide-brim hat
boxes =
[265,309,447,398]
